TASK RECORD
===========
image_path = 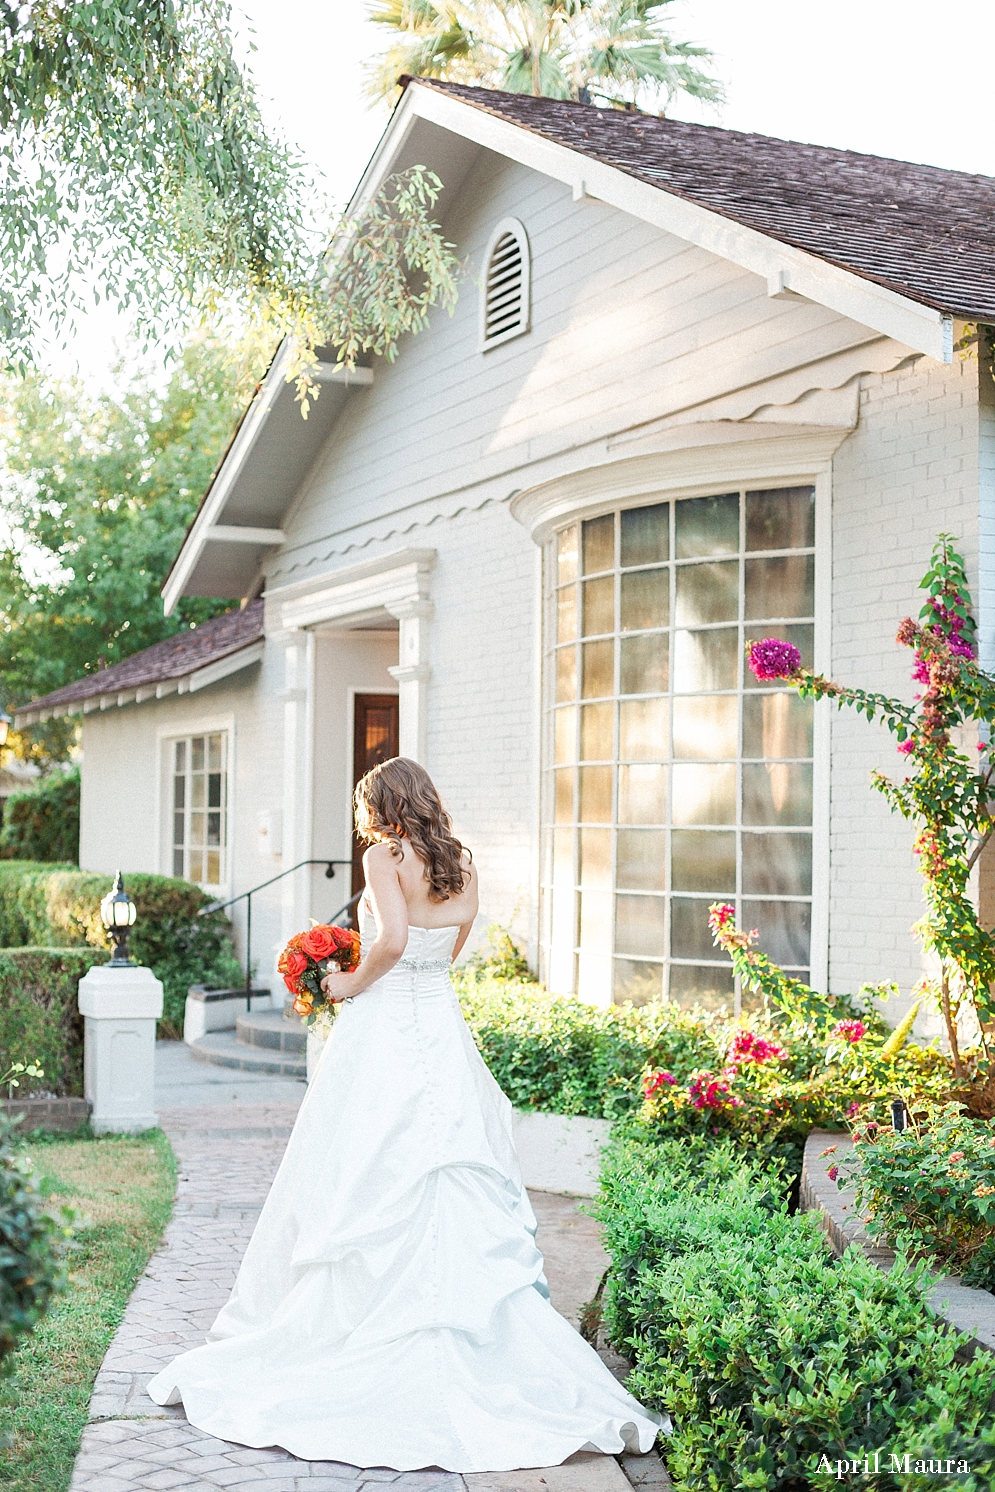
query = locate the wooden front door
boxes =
[352,694,399,896]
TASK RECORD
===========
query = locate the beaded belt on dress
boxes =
[395,956,452,972]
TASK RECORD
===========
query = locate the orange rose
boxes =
[283,973,301,995]
[301,925,339,961]
[283,949,308,978]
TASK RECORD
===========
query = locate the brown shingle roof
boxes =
[21,601,263,715]
[414,81,995,322]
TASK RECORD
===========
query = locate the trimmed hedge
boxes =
[0,948,108,1096]
[0,769,80,864]
[598,1130,995,1491]
[0,863,242,1035]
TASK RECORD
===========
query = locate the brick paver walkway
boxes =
[69,1102,668,1492]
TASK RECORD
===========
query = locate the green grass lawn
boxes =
[0,1128,176,1491]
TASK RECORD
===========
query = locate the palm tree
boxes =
[365,0,723,115]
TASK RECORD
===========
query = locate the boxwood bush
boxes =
[0,1116,70,1377]
[0,863,242,1036]
[0,769,80,864]
[0,948,108,1097]
[598,1130,995,1491]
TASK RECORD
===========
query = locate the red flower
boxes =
[301,925,341,960]
[828,1165,839,1182]
[281,949,308,979]
[832,1019,866,1044]
[643,1069,677,1097]
[726,1030,785,1067]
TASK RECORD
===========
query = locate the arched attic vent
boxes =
[480,218,531,351]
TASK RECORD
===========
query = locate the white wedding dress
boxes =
[147,908,662,1471]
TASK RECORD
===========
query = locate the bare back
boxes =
[363,839,478,932]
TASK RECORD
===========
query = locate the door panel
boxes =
[352,695,399,895]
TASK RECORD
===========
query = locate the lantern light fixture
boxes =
[100,871,137,966]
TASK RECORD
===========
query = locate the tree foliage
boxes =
[366,0,723,112]
[0,331,267,758]
[0,769,80,863]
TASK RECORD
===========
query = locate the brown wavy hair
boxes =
[354,757,470,901]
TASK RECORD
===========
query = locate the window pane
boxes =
[614,959,662,1005]
[190,812,205,846]
[554,706,577,764]
[579,891,613,952]
[208,734,223,771]
[173,848,184,878]
[189,849,205,883]
[672,763,736,824]
[191,736,205,771]
[620,634,668,695]
[617,828,667,891]
[579,827,612,888]
[668,963,734,1012]
[671,829,735,893]
[207,812,221,847]
[619,763,667,824]
[581,702,613,760]
[745,555,814,620]
[745,486,815,552]
[616,894,666,957]
[557,584,577,643]
[742,832,812,896]
[206,850,221,885]
[675,562,738,625]
[173,776,185,809]
[583,513,615,574]
[191,775,206,809]
[742,899,811,966]
[556,646,577,702]
[620,568,668,632]
[675,493,739,558]
[579,765,613,822]
[742,693,813,759]
[744,625,814,688]
[672,695,738,760]
[173,811,184,846]
[673,628,738,692]
[174,741,186,772]
[670,899,719,960]
[208,773,222,808]
[582,639,614,698]
[552,827,574,885]
[582,575,614,636]
[621,502,669,567]
[742,763,813,826]
[557,526,578,584]
[554,768,574,823]
[620,697,669,760]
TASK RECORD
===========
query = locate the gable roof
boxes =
[15,601,264,726]
[409,81,995,324]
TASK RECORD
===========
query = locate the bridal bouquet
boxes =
[279,923,360,1023]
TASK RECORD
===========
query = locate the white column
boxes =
[387,598,432,763]
[279,629,315,945]
[78,965,164,1134]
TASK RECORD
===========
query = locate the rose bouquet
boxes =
[278,922,360,1024]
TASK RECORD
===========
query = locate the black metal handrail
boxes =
[200,859,354,994]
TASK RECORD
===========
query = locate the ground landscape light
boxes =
[100,870,138,966]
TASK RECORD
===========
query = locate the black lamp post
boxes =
[100,871,137,966]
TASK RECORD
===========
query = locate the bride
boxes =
[148,757,662,1472]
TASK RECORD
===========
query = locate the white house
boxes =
[18,80,995,1029]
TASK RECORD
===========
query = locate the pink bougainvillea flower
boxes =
[977,741,987,753]
[846,1100,861,1117]
[748,638,802,681]
[897,739,914,756]
[642,1069,677,1097]
[949,634,975,660]
[832,1019,866,1044]
[727,1030,786,1067]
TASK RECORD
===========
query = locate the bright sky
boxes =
[45,0,995,384]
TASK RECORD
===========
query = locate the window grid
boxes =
[540,488,816,1011]
[171,733,228,889]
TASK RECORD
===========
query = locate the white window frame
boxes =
[156,713,236,894]
[479,216,531,351]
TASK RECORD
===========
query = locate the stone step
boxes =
[236,1008,307,1054]
[187,1030,306,1077]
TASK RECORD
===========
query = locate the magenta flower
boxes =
[748,638,802,681]
[828,1165,839,1182]
[727,1030,786,1067]
[832,1019,866,1044]
[949,634,975,661]
[897,739,914,756]
[643,1069,677,1098]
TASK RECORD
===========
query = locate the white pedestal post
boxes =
[78,964,164,1134]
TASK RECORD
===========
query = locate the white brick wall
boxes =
[828,350,983,1032]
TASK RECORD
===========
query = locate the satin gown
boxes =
[147,909,661,1471]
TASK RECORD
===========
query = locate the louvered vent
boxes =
[481,219,530,349]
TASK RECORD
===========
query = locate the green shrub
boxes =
[0,864,242,1035]
[0,1116,71,1376]
[0,770,79,864]
[838,1100,995,1292]
[598,1129,995,1491]
[0,949,108,1097]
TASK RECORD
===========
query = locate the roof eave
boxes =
[404,81,956,363]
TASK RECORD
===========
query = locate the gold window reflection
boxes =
[541,486,817,1011]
